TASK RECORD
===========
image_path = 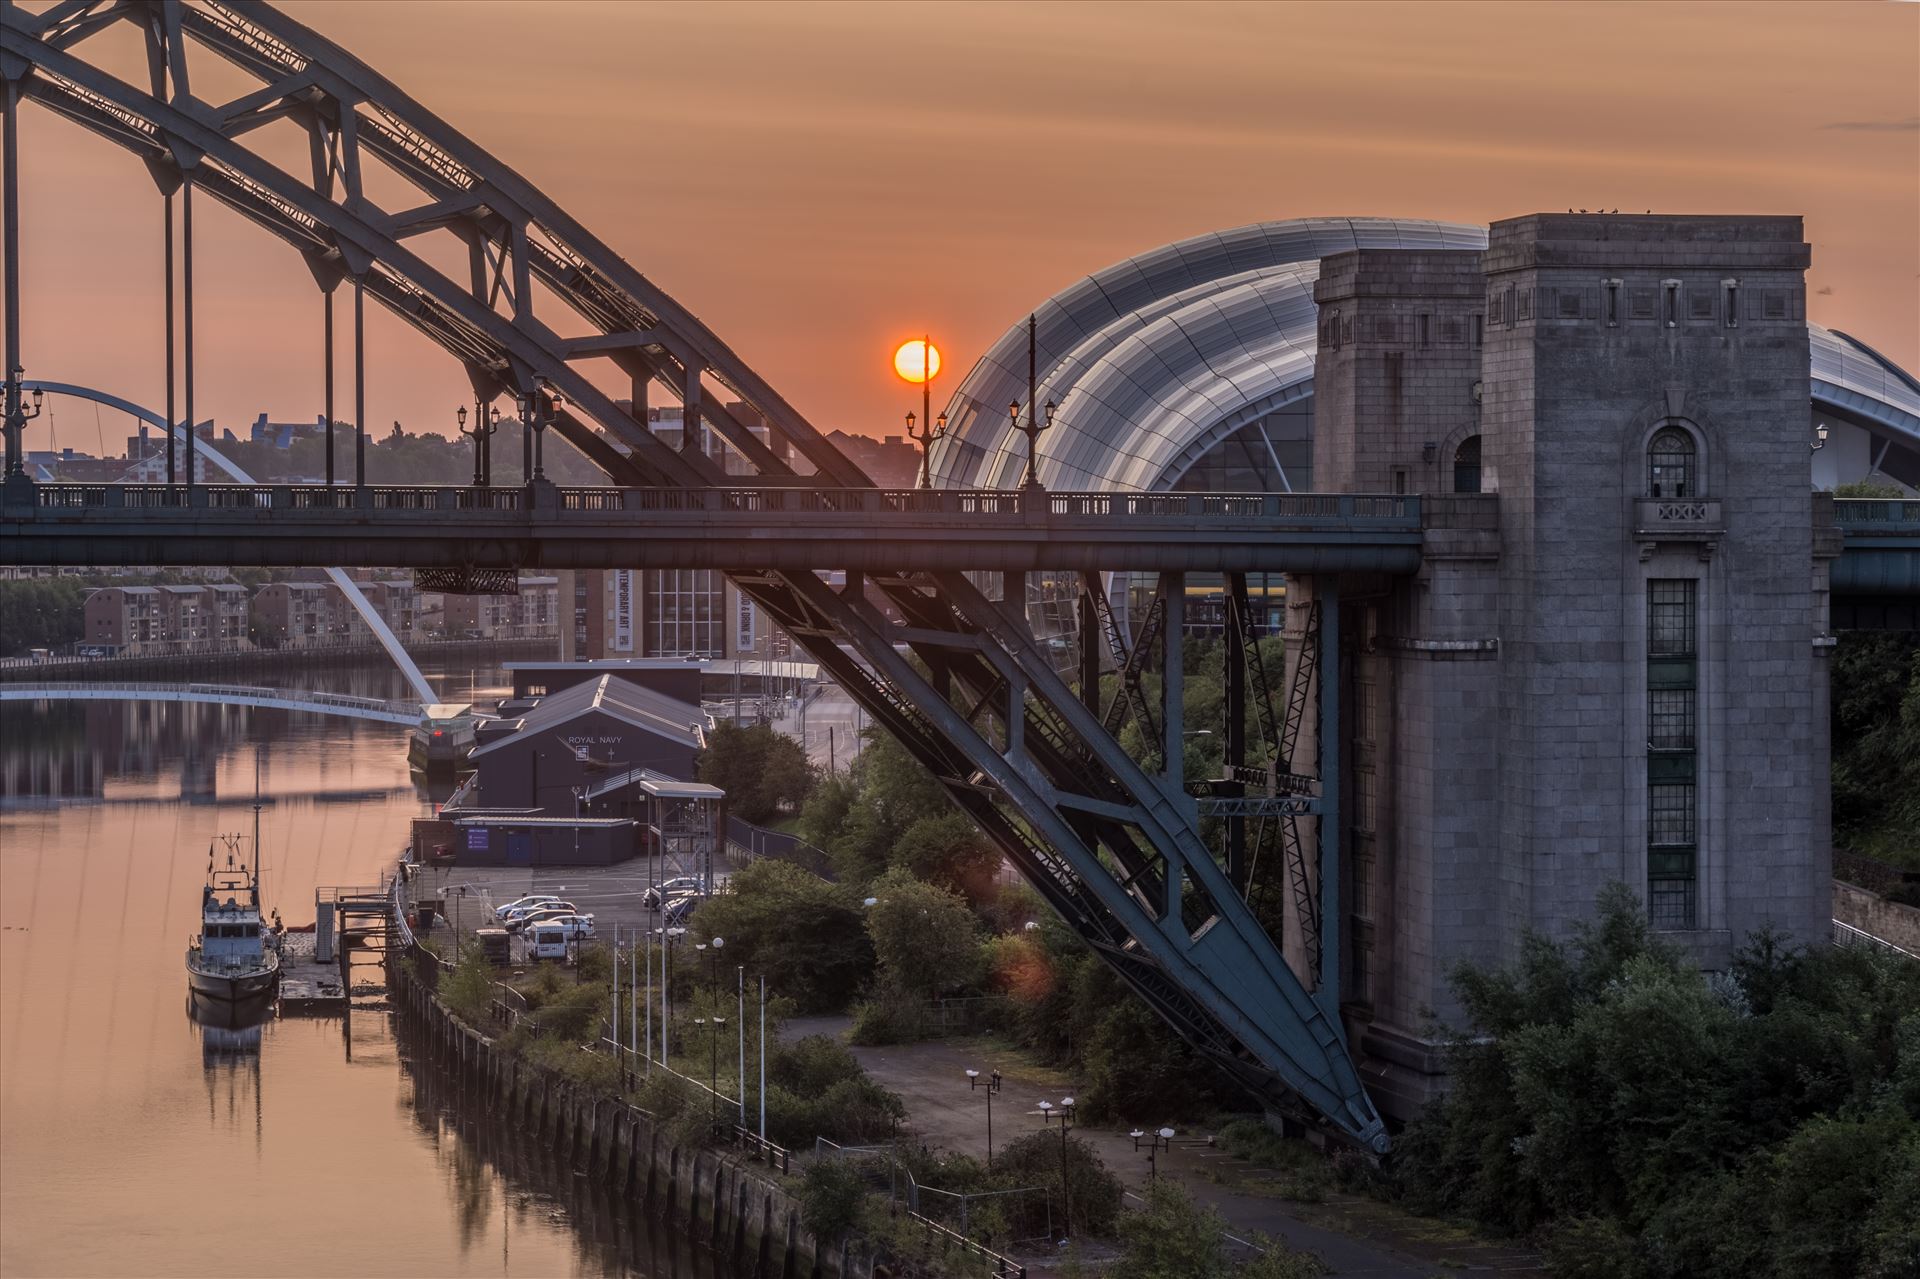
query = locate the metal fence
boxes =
[1833,918,1920,961]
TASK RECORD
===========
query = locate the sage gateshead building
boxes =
[928,217,1919,499]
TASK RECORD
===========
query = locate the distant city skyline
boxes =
[9,0,1916,463]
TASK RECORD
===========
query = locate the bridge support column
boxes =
[1162,571,1184,791]
[1315,581,1340,1019]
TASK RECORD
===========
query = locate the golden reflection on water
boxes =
[0,686,699,1278]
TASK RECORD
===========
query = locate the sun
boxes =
[893,338,942,384]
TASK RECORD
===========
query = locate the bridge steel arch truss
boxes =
[0,0,1386,1152]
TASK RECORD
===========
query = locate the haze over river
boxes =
[0,662,720,1278]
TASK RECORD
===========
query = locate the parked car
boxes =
[495,894,564,920]
[507,907,593,935]
[528,926,570,961]
[660,894,700,927]
[643,877,706,909]
[534,913,596,940]
[500,900,577,926]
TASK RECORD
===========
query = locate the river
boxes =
[0,662,717,1278]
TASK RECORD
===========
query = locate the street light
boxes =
[1130,1126,1177,1181]
[4,367,44,481]
[894,336,944,490]
[1038,1097,1076,1238]
[694,1014,727,1130]
[457,402,499,487]
[965,1067,1002,1170]
[1811,421,1829,452]
[1005,314,1055,491]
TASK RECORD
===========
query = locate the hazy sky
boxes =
[11,0,1918,458]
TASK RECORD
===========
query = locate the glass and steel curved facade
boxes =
[931,216,1920,494]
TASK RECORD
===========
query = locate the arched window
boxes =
[1647,427,1696,499]
[1452,435,1482,494]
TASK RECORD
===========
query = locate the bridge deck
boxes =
[4,484,1427,573]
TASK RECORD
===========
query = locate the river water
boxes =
[0,663,714,1278]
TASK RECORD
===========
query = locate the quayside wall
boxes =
[390,956,872,1279]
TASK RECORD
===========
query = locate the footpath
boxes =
[784,1016,1546,1279]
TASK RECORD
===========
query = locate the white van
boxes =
[529,926,570,962]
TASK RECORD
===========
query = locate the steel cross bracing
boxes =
[0,0,1389,1152]
[0,0,868,489]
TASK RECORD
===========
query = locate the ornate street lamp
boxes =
[1006,316,1055,491]
[894,336,944,489]
[457,402,499,486]
[4,367,44,480]
[965,1067,1003,1169]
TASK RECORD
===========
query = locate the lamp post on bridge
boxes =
[1006,316,1055,492]
[894,335,946,490]
[457,402,499,487]
[3,368,42,486]
[516,385,562,485]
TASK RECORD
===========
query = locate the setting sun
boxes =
[893,338,942,384]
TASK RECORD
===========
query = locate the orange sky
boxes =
[10,0,1918,459]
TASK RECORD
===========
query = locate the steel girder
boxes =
[2,0,1389,1151]
[0,0,868,488]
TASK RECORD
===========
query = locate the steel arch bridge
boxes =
[1,1,1385,1150]
[0,680,420,724]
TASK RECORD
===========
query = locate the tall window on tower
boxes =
[1647,578,1699,929]
[1453,435,1483,494]
[1648,427,1696,499]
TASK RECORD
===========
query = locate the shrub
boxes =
[440,940,495,1026]
[849,979,936,1045]
[992,1129,1123,1237]
[798,1159,868,1242]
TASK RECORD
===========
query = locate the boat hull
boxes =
[186,957,280,1002]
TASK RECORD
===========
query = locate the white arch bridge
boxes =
[0,680,421,725]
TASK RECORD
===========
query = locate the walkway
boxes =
[782,1018,1543,1277]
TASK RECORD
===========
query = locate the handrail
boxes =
[0,679,419,720]
[25,482,1425,525]
[1833,498,1920,526]
[1833,918,1919,961]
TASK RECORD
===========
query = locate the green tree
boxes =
[893,811,1002,898]
[1112,1179,1232,1279]
[864,868,981,997]
[1829,630,1920,868]
[0,578,90,655]
[690,859,872,1012]
[698,720,816,824]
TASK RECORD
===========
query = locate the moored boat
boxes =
[186,806,280,1002]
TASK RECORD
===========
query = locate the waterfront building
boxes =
[252,580,368,649]
[80,582,251,654]
[440,575,560,641]
[456,674,708,812]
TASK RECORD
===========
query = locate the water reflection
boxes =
[398,1015,736,1279]
[0,661,670,1278]
[187,992,268,1150]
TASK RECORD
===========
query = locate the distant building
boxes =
[824,431,920,487]
[252,580,367,649]
[442,575,560,640]
[570,567,772,661]
[81,582,250,653]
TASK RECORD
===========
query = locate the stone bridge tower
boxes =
[1300,215,1831,1118]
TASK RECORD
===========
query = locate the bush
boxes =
[993,1129,1123,1238]
[761,1034,908,1149]
[849,978,936,1045]
[440,940,495,1026]
[699,721,816,824]
[691,860,873,1012]
[865,869,982,998]
[798,1159,868,1242]
[1111,1179,1327,1279]
[1391,884,1920,1276]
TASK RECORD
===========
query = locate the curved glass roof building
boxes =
[929,217,1920,494]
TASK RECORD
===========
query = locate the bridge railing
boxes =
[0,678,420,719]
[30,483,1423,524]
[1833,498,1920,527]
